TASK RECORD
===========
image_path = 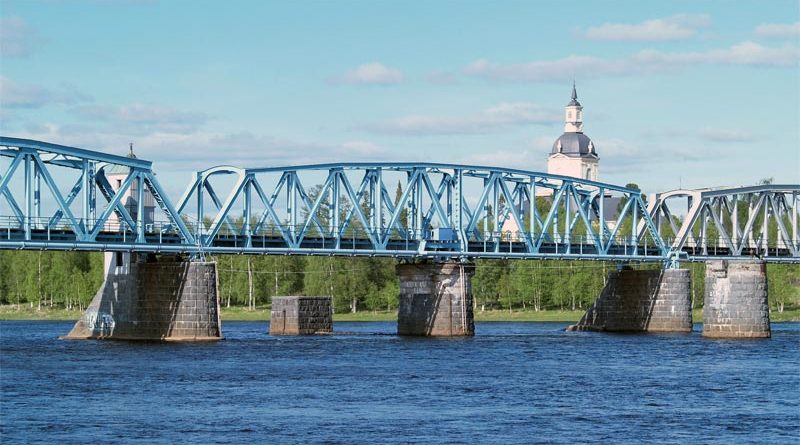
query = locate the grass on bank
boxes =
[2,304,799,323]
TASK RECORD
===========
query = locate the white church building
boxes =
[500,84,618,237]
[547,83,599,182]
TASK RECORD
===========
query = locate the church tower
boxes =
[547,83,599,181]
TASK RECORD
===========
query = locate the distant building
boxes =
[546,83,599,182]
[105,143,155,231]
[500,84,620,238]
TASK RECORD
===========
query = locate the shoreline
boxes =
[1,305,798,323]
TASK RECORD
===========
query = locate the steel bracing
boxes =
[1,137,798,263]
[641,186,800,262]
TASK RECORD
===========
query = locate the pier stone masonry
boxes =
[567,267,692,333]
[64,253,222,341]
[397,261,474,336]
[269,296,332,335]
[703,260,770,338]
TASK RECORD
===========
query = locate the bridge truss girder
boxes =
[642,185,800,261]
[2,137,798,263]
[175,162,666,261]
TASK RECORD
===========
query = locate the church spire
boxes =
[564,83,583,132]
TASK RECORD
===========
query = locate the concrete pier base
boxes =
[63,253,222,341]
[269,296,332,335]
[703,260,770,339]
[397,261,474,336]
[567,267,692,333]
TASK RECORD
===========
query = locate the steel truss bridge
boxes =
[1,137,798,263]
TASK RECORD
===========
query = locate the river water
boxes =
[1,321,798,444]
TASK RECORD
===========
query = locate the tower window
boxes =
[586,169,592,180]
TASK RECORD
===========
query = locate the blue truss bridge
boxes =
[1,136,798,263]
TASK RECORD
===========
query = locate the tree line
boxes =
[1,250,797,313]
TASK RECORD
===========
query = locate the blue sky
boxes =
[1,0,798,196]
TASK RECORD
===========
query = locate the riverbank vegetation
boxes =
[1,250,798,321]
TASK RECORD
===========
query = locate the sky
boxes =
[1,0,799,198]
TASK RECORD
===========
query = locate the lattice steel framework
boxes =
[642,185,800,262]
[1,137,798,263]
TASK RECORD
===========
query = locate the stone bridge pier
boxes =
[397,261,475,336]
[703,260,770,338]
[63,252,222,341]
[567,266,692,333]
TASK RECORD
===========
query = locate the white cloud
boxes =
[72,103,209,135]
[426,70,458,85]
[363,102,560,135]
[8,123,389,174]
[336,63,405,85]
[459,149,545,172]
[0,16,41,57]
[583,14,711,42]
[697,128,756,143]
[465,41,800,82]
[754,21,800,38]
[0,76,92,108]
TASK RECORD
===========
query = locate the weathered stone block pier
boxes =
[63,253,222,341]
[568,267,692,333]
[703,260,770,338]
[269,296,332,335]
[396,261,475,336]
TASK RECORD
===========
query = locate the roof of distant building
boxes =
[551,132,597,158]
[567,82,581,107]
[106,143,137,176]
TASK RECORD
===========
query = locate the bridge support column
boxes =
[63,253,222,341]
[397,261,474,336]
[703,260,770,338]
[269,296,332,335]
[567,267,692,332]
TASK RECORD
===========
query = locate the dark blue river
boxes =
[1,321,798,444]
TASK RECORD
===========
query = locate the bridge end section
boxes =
[397,261,475,336]
[703,260,770,339]
[567,267,692,333]
[62,253,222,341]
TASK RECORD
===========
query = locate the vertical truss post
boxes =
[243,176,252,248]
[24,153,32,240]
[136,171,145,243]
[454,169,466,251]
[763,197,770,256]
[196,178,204,239]
[793,192,798,250]
[731,196,739,246]
[564,183,571,252]
[598,187,605,246]
[287,171,296,240]
[369,170,377,234]
[491,176,499,235]
[33,161,41,228]
[82,159,90,231]
[701,206,708,255]
[331,169,340,247]
[414,171,423,239]
[631,195,638,256]
[376,169,384,236]
[552,185,559,243]
[529,176,536,240]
